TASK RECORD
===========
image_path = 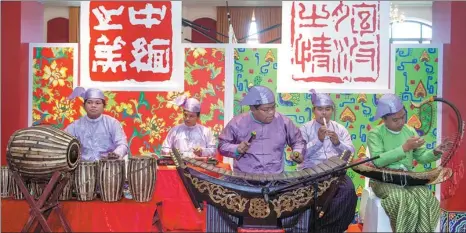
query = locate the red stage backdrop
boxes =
[80,1,184,91]
[31,47,225,158]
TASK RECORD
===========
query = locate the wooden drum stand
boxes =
[11,171,72,233]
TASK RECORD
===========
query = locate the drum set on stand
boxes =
[0,125,158,232]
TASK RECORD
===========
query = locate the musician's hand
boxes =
[107,152,120,159]
[193,147,202,156]
[318,126,327,142]
[327,131,340,146]
[237,141,250,154]
[290,151,303,163]
[402,136,425,152]
[434,140,454,156]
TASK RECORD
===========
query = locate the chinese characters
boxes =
[88,1,173,82]
[291,1,382,83]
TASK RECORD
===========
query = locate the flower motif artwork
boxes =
[31,47,225,158]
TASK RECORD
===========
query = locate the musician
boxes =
[65,87,128,161]
[211,85,307,232]
[298,90,357,233]
[368,93,450,232]
[161,95,216,158]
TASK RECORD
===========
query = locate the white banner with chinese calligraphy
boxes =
[279,1,392,94]
[80,1,183,91]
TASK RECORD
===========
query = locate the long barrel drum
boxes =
[6,125,81,179]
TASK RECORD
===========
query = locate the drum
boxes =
[31,173,74,200]
[98,159,125,202]
[30,181,45,199]
[74,161,98,201]
[6,125,81,179]
[1,166,11,198]
[59,173,74,201]
[10,178,32,200]
[128,156,157,202]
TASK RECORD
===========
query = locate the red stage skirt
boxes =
[1,163,231,232]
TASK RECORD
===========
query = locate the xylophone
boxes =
[170,145,363,229]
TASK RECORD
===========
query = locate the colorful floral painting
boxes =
[31,46,79,129]
[233,47,440,222]
[31,47,225,158]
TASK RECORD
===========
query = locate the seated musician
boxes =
[65,87,128,161]
[298,90,357,233]
[212,85,307,233]
[368,93,450,232]
[161,95,216,158]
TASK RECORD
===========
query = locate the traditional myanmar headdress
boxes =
[240,86,275,106]
[68,87,105,101]
[309,89,334,107]
[173,95,201,113]
[373,94,404,120]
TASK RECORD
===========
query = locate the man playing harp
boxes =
[298,90,357,233]
[211,85,307,232]
[368,93,450,232]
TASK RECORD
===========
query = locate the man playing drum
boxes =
[298,90,357,233]
[65,87,128,161]
[210,85,307,232]
[161,95,217,158]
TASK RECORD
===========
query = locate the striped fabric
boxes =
[206,204,310,233]
[370,180,440,232]
[309,175,358,233]
[206,175,357,233]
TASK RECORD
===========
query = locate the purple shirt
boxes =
[218,112,306,174]
[298,120,354,170]
[65,114,128,161]
[161,124,217,158]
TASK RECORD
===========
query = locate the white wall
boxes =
[43,6,69,42]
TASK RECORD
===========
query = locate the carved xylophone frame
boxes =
[171,147,357,221]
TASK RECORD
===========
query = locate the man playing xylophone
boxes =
[65,87,128,161]
[298,90,357,233]
[161,95,217,158]
[211,85,307,232]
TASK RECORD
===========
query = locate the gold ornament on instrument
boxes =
[249,198,271,218]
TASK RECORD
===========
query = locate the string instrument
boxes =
[352,96,464,187]
[170,146,364,227]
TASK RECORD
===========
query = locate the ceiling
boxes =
[40,0,433,7]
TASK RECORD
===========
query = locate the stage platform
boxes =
[2,164,363,232]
